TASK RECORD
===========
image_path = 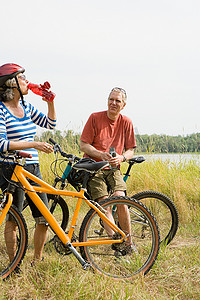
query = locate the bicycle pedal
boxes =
[114,250,122,258]
[94,229,103,235]
[82,262,92,271]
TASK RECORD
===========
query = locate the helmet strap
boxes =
[15,76,25,106]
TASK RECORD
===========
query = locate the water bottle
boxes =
[109,147,117,169]
[27,81,55,102]
[109,147,116,157]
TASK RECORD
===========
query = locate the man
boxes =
[80,87,136,249]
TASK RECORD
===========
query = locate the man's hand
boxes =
[99,152,112,161]
[108,153,124,167]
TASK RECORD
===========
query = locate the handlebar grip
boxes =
[17,151,32,158]
[61,152,69,158]
[49,138,57,145]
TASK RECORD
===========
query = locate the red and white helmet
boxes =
[0,63,25,87]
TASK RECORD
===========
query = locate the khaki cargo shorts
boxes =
[87,168,126,200]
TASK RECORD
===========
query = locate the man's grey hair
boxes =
[108,87,127,103]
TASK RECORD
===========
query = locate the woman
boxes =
[0,63,56,263]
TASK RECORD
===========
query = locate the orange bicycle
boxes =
[0,150,160,280]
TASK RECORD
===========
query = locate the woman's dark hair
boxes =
[0,78,16,102]
[0,63,25,104]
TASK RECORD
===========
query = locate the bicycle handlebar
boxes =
[0,150,32,160]
[17,151,32,159]
[49,138,57,146]
[49,138,81,162]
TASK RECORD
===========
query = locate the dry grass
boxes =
[1,237,199,299]
[1,154,200,299]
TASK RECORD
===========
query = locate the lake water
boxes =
[143,153,200,164]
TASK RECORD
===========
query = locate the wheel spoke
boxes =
[79,196,160,279]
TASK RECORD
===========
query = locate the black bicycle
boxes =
[23,139,178,247]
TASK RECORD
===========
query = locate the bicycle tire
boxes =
[79,196,160,279]
[132,191,179,245]
[22,195,69,247]
[48,195,69,231]
[0,204,28,279]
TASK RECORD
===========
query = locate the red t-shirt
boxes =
[80,111,136,161]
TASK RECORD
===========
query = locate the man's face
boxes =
[108,91,126,116]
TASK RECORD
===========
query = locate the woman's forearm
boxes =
[8,141,36,150]
[8,141,53,154]
[47,101,56,120]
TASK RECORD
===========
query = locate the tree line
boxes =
[35,130,200,153]
[135,133,200,153]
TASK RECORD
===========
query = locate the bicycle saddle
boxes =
[73,158,109,173]
[129,156,145,164]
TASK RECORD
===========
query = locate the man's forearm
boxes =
[80,141,102,159]
[123,148,134,161]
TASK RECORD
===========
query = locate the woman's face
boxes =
[16,73,29,95]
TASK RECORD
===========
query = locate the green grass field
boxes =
[1,153,200,299]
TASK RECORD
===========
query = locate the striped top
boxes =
[0,100,56,164]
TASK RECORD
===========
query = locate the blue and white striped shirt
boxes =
[0,100,56,164]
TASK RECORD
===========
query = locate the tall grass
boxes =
[1,154,200,299]
[124,157,200,235]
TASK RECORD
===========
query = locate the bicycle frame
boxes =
[59,156,136,188]
[0,163,128,253]
[51,156,137,218]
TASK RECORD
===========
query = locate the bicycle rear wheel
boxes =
[22,195,69,248]
[132,191,179,245]
[48,195,69,231]
[0,204,28,279]
[79,196,160,279]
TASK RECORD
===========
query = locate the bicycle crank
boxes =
[53,232,78,255]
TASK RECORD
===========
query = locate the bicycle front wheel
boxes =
[132,191,179,245]
[0,205,28,279]
[79,196,160,279]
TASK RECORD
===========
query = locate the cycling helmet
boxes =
[0,63,25,105]
[0,63,25,87]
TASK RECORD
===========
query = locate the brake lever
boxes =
[53,144,62,154]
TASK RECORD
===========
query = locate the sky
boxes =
[1,0,200,136]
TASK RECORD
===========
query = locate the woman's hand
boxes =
[42,97,54,103]
[34,142,53,154]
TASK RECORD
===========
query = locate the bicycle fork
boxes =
[0,195,90,271]
[0,194,13,226]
